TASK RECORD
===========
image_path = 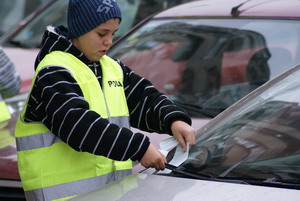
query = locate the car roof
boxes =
[155,0,300,19]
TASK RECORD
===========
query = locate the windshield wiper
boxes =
[175,102,223,118]
[163,164,214,180]
[215,176,300,189]
[162,164,251,185]
[262,177,300,189]
[231,0,252,16]
[164,162,300,189]
[9,39,35,48]
[165,166,300,189]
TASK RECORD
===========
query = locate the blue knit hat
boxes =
[67,0,122,39]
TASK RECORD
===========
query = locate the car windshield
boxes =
[108,18,300,118]
[6,0,140,47]
[175,66,300,187]
[4,0,194,48]
[0,0,48,36]
[7,0,69,48]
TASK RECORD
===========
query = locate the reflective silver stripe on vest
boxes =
[16,132,61,151]
[16,116,129,152]
[24,169,131,201]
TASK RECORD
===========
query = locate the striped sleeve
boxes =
[0,47,21,98]
[25,66,150,161]
[118,60,192,135]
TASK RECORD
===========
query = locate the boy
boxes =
[15,0,195,200]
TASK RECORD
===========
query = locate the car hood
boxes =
[70,173,300,201]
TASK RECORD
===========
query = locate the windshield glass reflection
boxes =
[108,19,300,117]
[4,0,195,47]
[0,0,48,36]
[180,67,300,184]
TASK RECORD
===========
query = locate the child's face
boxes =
[72,18,120,61]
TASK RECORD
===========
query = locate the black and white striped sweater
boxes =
[24,26,191,162]
[0,46,21,98]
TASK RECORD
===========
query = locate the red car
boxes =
[2,0,300,199]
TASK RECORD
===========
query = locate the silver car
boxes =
[69,63,300,200]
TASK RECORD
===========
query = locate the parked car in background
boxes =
[0,0,197,93]
[0,0,49,37]
[108,0,300,120]
[70,63,300,200]
[1,0,300,200]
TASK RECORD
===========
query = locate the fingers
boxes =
[154,157,166,170]
[140,144,166,170]
[151,150,167,170]
[185,128,196,146]
[171,121,196,152]
[176,134,186,152]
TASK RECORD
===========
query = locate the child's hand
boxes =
[171,121,196,152]
[140,144,167,170]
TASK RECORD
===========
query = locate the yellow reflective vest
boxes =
[0,94,11,122]
[15,51,132,201]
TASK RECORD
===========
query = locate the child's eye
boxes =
[98,33,106,37]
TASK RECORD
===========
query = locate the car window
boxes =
[180,66,300,184]
[117,0,141,37]
[0,0,49,36]
[5,0,195,48]
[7,0,143,47]
[108,18,300,117]
[10,0,69,48]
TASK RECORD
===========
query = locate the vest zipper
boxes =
[93,62,98,75]
[101,68,118,176]
[100,66,112,122]
[94,62,110,120]
[102,89,111,122]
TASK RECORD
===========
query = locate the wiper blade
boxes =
[215,176,300,189]
[163,163,249,184]
[164,163,300,189]
[175,102,219,118]
[163,164,256,185]
[262,177,300,189]
[9,39,35,48]
[161,163,213,180]
[165,163,177,170]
